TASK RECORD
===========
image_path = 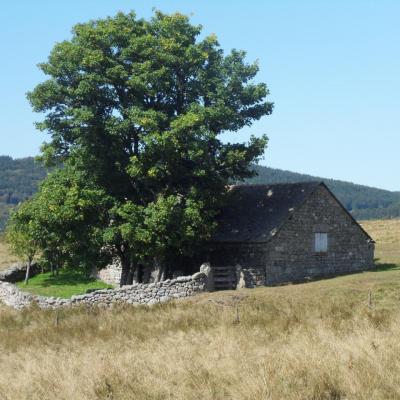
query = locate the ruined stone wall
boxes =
[263,185,375,285]
[0,272,208,310]
[0,263,40,283]
[95,262,178,286]
[96,261,122,286]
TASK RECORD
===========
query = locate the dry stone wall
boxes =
[0,272,208,310]
[0,263,40,283]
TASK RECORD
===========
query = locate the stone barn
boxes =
[98,181,375,289]
[207,182,375,290]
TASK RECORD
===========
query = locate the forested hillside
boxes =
[0,157,399,230]
[0,156,47,230]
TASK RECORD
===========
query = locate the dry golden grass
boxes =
[0,234,20,271]
[0,219,399,399]
[360,219,400,265]
[1,274,400,400]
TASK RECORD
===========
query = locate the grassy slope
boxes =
[361,219,400,265]
[0,236,20,270]
[0,220,399,399]
[0,241,111,297]
[16,270,113,298]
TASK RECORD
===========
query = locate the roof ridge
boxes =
[233,181,322,188]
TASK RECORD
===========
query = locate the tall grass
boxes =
[0,219,400,399]
[1,269,400,399]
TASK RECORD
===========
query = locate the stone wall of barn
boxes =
[263,185,375,285]
[210,185,375,287]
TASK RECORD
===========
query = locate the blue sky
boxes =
[0,1,399,190]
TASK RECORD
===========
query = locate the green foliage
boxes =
[27,11,271,189]
[16,269,112,298]
[109,192,216,264]
[25,167,113,273]
[25,10,272,284]
[5,199,40,266]
[5,166,113,275]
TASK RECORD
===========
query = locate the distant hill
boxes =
[0,157,399,231]
[0,156,47,231]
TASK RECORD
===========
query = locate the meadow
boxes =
[361,219,400,265]
[0,219,399,399]
[15,269,113,298]
[0,235,19,271]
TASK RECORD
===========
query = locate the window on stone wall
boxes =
[315,233,328,253]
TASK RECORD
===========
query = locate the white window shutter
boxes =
[315,233,321,252]
[315,233,328,252]
[321,233,328,251]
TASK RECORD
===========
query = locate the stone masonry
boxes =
[96,261,122,286]
[262,185,375,285]
[210,184,375,287]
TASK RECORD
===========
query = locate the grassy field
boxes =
[0,219,399,399]
[0,234,20,270]
[16,269,113,298]
[361,219,400,265]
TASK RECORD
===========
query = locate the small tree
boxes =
[6,166,113,280]
[27,167,113,276]
[6,200,39,284]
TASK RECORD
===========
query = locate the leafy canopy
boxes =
[26,10,273,282]
[6,200,40,265]
[7,167,112,274]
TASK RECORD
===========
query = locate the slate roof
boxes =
[212,182,322,243]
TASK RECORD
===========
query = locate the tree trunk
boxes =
[120,263,136,286]
[119,254,136,287]
[158,264,167,282]
[24,259,32,285]
[120,250,129,286]
[154,258,167,283]
[127,267,135,285]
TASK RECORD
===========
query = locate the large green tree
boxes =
[27,11,273,285]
